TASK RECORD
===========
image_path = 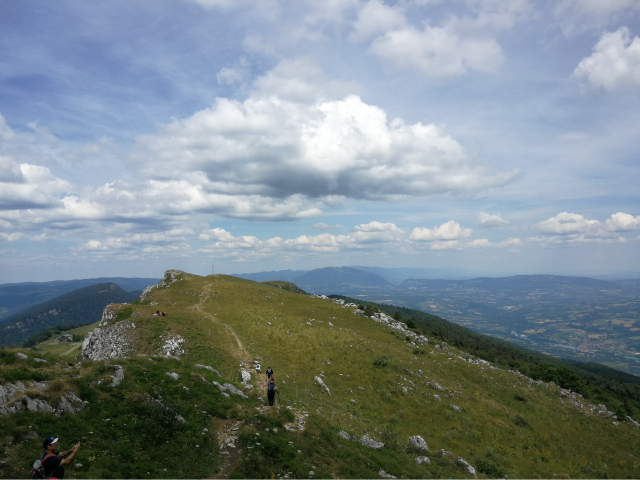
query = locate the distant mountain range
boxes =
[234,266,640,296]
[0,282,141,346]
[233,265,482,292]
[0,276,159,324]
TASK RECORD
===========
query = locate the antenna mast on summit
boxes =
[212,264,214,275]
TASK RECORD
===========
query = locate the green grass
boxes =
[1,272,640,478]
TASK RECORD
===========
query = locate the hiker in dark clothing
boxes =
[265,366,273,379]
[265,376,278,406]
[41,437,80,479]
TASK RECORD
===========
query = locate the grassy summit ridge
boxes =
[1,271,639,478]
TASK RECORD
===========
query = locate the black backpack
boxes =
[32,453,55,479]
[268,381,276,392]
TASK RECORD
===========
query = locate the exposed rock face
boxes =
[360,311,429,346]
[314,376,331,395]
[160,334,185,358]
[1,381,87,416]
[408,435,429,451]
[195,364,221,377]
[360,434,384,450]
[198,375,248,399]
[456,457,476,478]
[338,430,356,441]
[140,269,184,301]
[110,365,125,387]
[378,470,396,479]
[82,307,136,360]
[240,369,252,389]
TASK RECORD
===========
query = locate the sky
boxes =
[1,0,640,283]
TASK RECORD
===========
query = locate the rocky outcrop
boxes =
[241,369,252,389]
[195,364,221,377]
[378,470,396,479]
[314,376,331,395]
[160,334,185,358]
[360,434,384,450]
[338,430,356,441]
[456,457,476,478]
[140,269,184,301]
[408,435,428,451]
[360,311,429,346]
[82,313,135,360]
[415,456,431,464]
[198,375,248,399]
[1,381,87,416]
[110,365,125,387]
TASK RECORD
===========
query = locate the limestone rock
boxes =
[416,456,431,464]
[195,364,221,377]
[314,376,331,395]
[110,365,124,387]
[160,334,185,357]
[338,430,356,441]
[140,269,184,301]
[360,434,384,450]
[0,381,26,404]
[16,353,28,360]
[241,369,251,388]
[166,372,179,380]
[457,457,476,478]
[408,435,428,451]
[82,315,135,361]
[627,416,640,428]
[378,470,396,478]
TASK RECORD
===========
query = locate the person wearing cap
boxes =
[265,376,278,406]
[41,437,80,479]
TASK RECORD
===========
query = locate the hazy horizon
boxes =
[1,1,639,284]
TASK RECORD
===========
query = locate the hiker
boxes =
[265,366,273,379]
[255,362,261,373]
[38,437,80,479]
[265,376,278,406]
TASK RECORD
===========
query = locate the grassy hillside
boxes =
[1,271,639,479]
[331,295,640,420]
[0,283,140,347]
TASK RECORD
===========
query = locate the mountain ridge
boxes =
[2,270,639,478]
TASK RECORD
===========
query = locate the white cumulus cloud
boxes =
[478,211,509,227]
[410,220,473,241]
[573,27,640,91]
[350,0,532,81]
[534,211,640,243]
[132,59,514,220]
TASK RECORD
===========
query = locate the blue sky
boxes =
[1,0,640,282]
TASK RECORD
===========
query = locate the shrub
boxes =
[406,319,417,329]
[476,457,507,478]
[0,349,16,365]
[512,414,530,427]
[373,355,389,368]
[514,392,527,402]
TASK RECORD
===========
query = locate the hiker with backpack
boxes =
[34,437,80,479]
[265,376,278,406]
[265,366,273,379]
